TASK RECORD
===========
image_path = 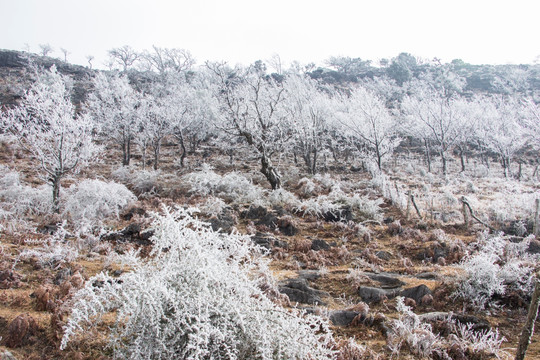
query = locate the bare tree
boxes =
[38,43,53,57]
[60,47,70,62]
[108,45,140,72]
[86,55,95,69]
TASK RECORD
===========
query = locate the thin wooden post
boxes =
[534,199,539,237]
[406,190,412,220]
[411,193,422,219]
[515,271,540,360]
[462,196,470,229]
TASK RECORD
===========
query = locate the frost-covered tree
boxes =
[108,45,140,72]
[86,72,142,166]
[475,96,528,178]
[140,46,195,75]
[0,66,98,211]
[401,86,466,175]
[61,207,335,359]
[337,86,401,170]
[207,62,289,189]
[283,74,337,174]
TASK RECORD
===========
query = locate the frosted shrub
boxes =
[63,179,136,225]
[61,207,335,359]
[198,196,228,217]
[455,233,536,310]
[131,169,161,194]
[387,297,441,358]
[183,166,265,204]
[0,166,51,217]
[265,188,301,208]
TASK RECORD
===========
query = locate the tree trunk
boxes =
[141,142,147,170]
[312,148,318,175]
[459,146,466,172]
[302,151,313,175]
[260,155,281,190]
[122,138,131,166]
[177,132,187,168]
[515,272,540,360]
[441,152,447,176]
[153,140,161,170]
[51,174,61,213]
[424,139,431,173]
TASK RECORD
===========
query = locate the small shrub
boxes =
[63,179,136,225]
[454,233,537,310]
[61,207,335,359]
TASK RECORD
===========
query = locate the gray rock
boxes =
[400,284,432,303]
[416,272,440,280]
[358,286,401,303]
[298,270,321,281]
[528,239,540,254]
[363,273,405,289]
[329,311,360,326]
[375,250,393,260]
[311,239,331,251]
[279,278,329,305]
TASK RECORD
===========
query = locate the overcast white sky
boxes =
[1,0,539,69]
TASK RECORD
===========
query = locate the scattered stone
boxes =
[415,272,439,280]
[278,278,329,305]
[528,239,540,254]
[362,273,405,289]
[323,206,353,222]
[375,251,393,261]
[358,286,401,303]
[329,311,360,326]
[252,232,287,250]
[400,284,432,303]
[298,270,321,281]
[311,239,331,251]
[208,210,236,233]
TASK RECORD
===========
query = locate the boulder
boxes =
[400,285,432,303]
[358,286,401,303]
[329,311,360,326]
[311,239,331,251]
[279,278,329,305]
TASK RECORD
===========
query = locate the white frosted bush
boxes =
[63,179,136,225]
[183,166,265,204]
[61,207,335,359]
[387,297,441,358]
[0,166,51,217]
[455,233,537,309]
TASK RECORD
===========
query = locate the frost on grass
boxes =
[61,207,335,359]
[388,297,509,359]
[454,232,537,310]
